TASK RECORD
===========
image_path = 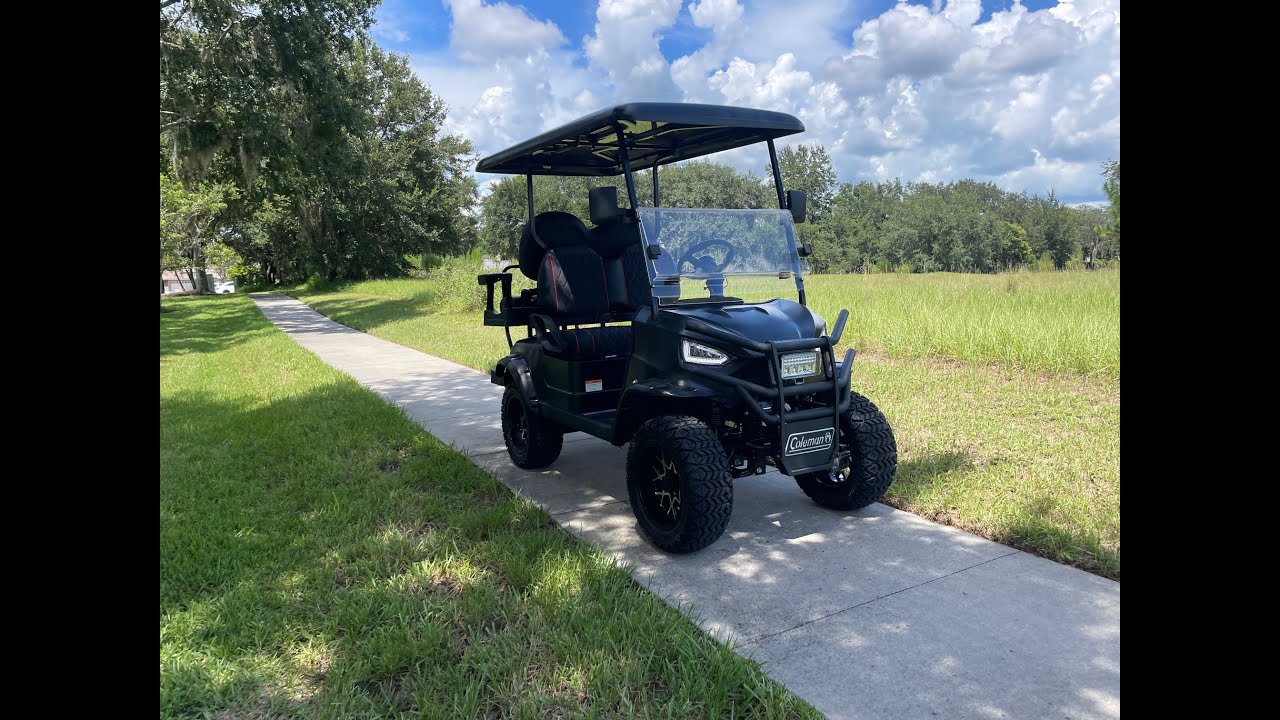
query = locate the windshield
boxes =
[636,207,807,305]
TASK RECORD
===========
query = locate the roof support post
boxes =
[616,123,640,211]
[526,173,544,248]
[767,139,787,210]
[652,162,659,207]
[768,140,806,306]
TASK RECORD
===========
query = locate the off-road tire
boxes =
[626,415,733,553]
[795,393,897,510]
[501,386,563,469]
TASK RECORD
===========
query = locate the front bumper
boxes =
[678,310,854,476]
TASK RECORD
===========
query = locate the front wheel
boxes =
[626,416,733,553]
[501,386,563,469]
[795,393,898,510]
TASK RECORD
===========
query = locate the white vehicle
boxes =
[214,280,236,294]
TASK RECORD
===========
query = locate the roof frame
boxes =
[475,102,805,177]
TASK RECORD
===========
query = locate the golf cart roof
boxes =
[475,102,805,177]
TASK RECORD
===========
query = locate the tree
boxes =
[775,144,837,222]
[476,161,773,261]
[478,175,628,260]
[1031,191,1078,270]
[657,161,773,210]
[161,1,476,284]
[160,173,236,292]
[1072,205,1112,268]
[204,241,244,280]
[1101,160,1120,252]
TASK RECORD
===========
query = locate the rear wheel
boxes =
[501,386,563,469]
[795,393,897,510]
[626,416,733,553]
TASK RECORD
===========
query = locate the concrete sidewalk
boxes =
[252,294,1119,720]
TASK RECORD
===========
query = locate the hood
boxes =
[663,299,825,343]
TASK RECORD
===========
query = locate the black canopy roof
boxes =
[475,102,805,176]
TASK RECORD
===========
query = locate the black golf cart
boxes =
[476,103,896,553]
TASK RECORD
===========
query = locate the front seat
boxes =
[589,187,653,318]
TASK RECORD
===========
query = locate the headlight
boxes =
[780,350,821,379]
[682,339,731,366]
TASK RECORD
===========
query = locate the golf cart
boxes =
[476,103,896,553]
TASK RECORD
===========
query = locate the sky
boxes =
[372,0,1120,203]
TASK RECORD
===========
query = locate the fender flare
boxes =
[495,354,538,404]
[611,379,719,445]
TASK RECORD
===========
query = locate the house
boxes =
[161,269,223,295]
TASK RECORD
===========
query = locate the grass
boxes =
[805,271,1119,379]
[718,270,1119,378]
[293,270,1120,580]
[160,295,818,719]
[293,269,1119,378]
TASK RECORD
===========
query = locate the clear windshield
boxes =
[636,207,807,305]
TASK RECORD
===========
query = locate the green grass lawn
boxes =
[161,295,817,719]
[804,270,1119,378]
[293,268,1119,378]
[293,270,1120,579]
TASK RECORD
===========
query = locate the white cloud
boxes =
[813,0,1120,199]
[407,0,1119,201]
[442,0,567,64]
[875,0,978,78]
[584,0,683,100]
[373,14,410,43]
[708,54,813,111]
[690,0,743,30]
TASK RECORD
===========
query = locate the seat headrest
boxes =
[590,218,640,259]
[590,187,623,226]
[519,211,588,279]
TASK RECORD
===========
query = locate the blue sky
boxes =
[372,1,1119,203]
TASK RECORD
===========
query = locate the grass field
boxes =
[161,295,817,719]
[803,271,1119,378]
[294,269,1120,579]
[294,268,1119,378]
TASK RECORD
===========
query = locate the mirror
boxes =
[786,189,807,224]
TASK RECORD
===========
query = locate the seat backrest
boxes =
[537,243,610,321]
[588,186,655,316]
[518,210,608,322]
[519,211,589,280]
[592,220,650,316]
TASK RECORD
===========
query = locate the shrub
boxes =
[427,250,486,313]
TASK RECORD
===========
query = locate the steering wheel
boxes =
[677,239,737,274]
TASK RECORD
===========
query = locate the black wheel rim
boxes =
[640,449,682,529]
[507,396,529,452]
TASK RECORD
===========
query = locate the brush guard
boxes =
[680,309,854,476]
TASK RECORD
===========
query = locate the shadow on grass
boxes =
[1002,494,1121,582]
[296,293,445,335]
[161,380,810,719]
[161,383,565,716]
[160,296,276,357]
[893,450,973,488]
[882,448,1118,580]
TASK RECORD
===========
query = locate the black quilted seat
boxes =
[547,326,633,361]
[520,211,613,325]
[588,186,676,316]
[592,219,651,317]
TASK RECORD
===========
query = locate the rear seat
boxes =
[519,209,634,362]
[547,326,632,361]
